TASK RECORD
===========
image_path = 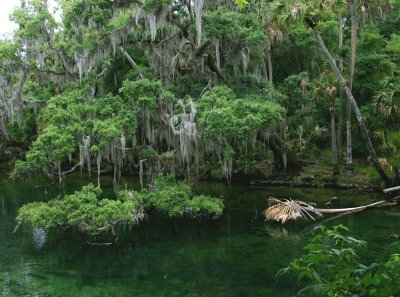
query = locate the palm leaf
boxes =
[264,197,322,223]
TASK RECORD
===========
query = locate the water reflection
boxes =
[264,224,301,240]
[0,174,398,297]
[32,227,47,251]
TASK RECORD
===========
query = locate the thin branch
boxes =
[62,163,81,175]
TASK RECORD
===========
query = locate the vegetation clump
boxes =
[15,175,224,239]
[277,225,400,297]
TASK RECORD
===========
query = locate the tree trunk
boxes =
[345,101,353,174]
[0,116,10,142]
[330,97,340,175]
[215,39,221,71]
[360,3,367,34]
[266,43,273,84]
[349,0,357,91]
[118,46,137,67]
[307,22,391,186]
[337,15,344,158]
[346,0,358,175]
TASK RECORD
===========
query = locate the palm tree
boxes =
[373,76,400,122]
[314,73,340,175]
[250,0,284,83]
[268,0,392,186]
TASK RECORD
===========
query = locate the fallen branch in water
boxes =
[264,197,398,223]
[264,198,322,224]
[316,200,388,214]
[383,185,400,193]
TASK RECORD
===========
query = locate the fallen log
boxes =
[264,197,397,223]
[383,185,400,193]
[316,200,387,214]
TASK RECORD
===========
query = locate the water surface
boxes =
[1,173,399,296]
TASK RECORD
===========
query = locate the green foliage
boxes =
[128,174,224,218]
[355,27,395,101]
[15,184,141,235]
[234,0,249,9]
[198,86,285,142]
[142,0,171,12]
[277,225,400,296]
[269,0,346,27]
[195,85,285,178]
[16,176,224,238]
[6,107,37,143]
[138,146,159,163]
[12,82,139,176]
[386,34,400,64]
[0,41,19,70]
[120,78,174,109]
[203,7,266,44]
[229,76,287,102]
[109,9,134,29]
[373,75,400,124]
[2,0,399,186]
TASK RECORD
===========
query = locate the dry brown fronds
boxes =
[263,197,322,224]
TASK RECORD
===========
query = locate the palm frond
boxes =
[263,197,322,224]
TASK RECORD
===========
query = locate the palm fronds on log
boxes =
[264,197,322,224]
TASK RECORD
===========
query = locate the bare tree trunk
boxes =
[345,103,353,173]
[360,2,367,34]
[118,46,137,67]
[0,116,10,142]
[266,43,273,84]
[346,0,358,175]
[215,39,221,71]
[118,46,144,78]
[337,15,344,158]
[349,0,357,91]
[307,21,391,186]
[330,97,340,175]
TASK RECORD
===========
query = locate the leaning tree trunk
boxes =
[307,20,392,186]
[330,97,340,175]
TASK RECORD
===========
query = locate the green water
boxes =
[1,173,400,297]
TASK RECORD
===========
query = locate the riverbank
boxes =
[0,159,387,192]
[253,163,385,191]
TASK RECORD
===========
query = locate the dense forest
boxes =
[1,0,400,295]
[1,0,400,189]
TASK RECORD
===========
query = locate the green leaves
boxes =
[16,183,143,236]
[203,7,266,44]
[198,86,285,143]
[129,174,224,218]
[269,0,345,29]
[142,0,172,12]
[16,175,224,239]
[234,0,249,9]
[278,225,400,296]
